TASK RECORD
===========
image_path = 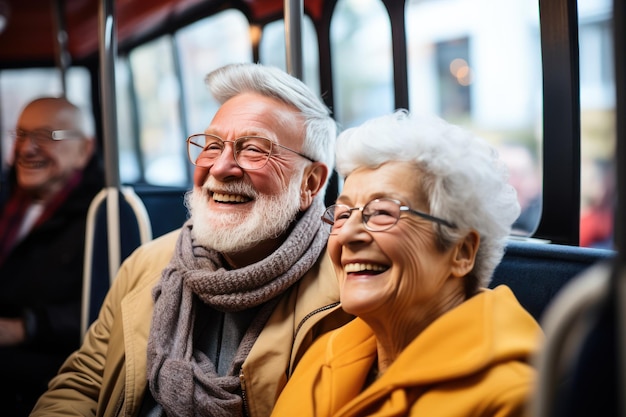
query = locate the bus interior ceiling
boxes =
[0,0,327,66]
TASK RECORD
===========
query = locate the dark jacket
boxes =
[0,156,103,416]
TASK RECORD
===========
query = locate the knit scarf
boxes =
[146,197,326,417]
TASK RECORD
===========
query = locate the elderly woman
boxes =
[270,110,543,417]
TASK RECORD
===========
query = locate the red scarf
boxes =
[0,170,83,266]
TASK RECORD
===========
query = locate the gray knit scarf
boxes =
[146,197,326,417]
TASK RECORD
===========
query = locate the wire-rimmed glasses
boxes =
[186,133,315,170]
[12,129,84,147]
[321,198,457,234]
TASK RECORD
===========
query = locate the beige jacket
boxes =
[30,229,352,417]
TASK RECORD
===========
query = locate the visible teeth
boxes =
[212,192,250,203]
[20,161,46,168]
[344,263,387,273]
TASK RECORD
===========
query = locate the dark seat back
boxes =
[133,185,189,238]
[81,187,152,338]
[490,239,615,322]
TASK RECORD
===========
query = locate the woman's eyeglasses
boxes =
[322,198,457,234]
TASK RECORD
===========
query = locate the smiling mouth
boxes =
[211,192,253,203]
[18,160,48,169]
[344,263,389,274]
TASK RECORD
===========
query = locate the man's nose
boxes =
[17,135,40,152]
[206,142,244,179]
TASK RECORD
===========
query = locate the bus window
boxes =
[122,9,254,186]
[331,0,394,128]
[128,36,185,186]
[115,55,144,184]
[498,143,542,237]
[406,0,543,238]
[579,0,615,249]
[0,67,92,175]
[177,10,252,134]
[259,15,321,95]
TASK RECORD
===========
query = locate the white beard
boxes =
[186,173,303,253]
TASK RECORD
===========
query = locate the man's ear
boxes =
[76,138,96,169]
[450,230,480,278]
[300,162,329,210]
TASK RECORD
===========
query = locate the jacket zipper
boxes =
[240,369,250,417]
[113,392,124,417]
[238,302,340,417]
[293,301,340,341]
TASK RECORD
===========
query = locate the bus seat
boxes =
[81,187,152,340]
[133,184,189,238]
[79,184,186,340]
[490,239,615,322]
[530,259,619,417]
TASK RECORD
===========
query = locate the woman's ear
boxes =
[300,162,328,210]
[450,230,480,278]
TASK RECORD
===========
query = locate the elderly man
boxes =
[30,63,352,417]
[0,97,103,416]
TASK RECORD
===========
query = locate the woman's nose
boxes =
[334,211,372,244]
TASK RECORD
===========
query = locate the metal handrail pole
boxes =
[284,0,304,80]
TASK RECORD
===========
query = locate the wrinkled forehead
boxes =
[209,93,305,148]
[340,161,427,205]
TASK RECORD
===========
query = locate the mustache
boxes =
[201,177,258,199]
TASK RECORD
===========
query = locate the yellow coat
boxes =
[30,229,352,417]
[271,285,542,417]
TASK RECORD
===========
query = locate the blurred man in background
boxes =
[0,97,103,416]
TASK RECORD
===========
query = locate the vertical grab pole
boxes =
[99,0,120,189]
[99,0,122,283]
[82,0,153,340]
[51,0,69,96]
[284,0,304,80]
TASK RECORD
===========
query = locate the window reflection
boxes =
[436,38,471,119]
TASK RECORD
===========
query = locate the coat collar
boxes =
[327,286,542,386]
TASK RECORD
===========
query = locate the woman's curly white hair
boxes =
[335,109,520,290]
